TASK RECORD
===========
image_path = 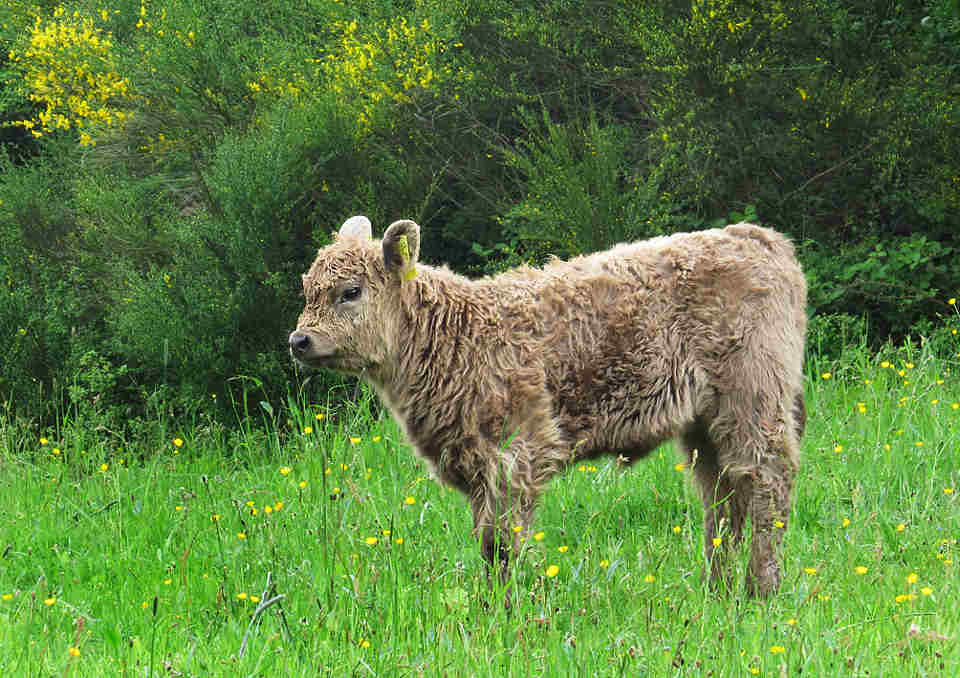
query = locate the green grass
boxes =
[1,341,959,677]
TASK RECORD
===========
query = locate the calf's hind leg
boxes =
[708,395,800,597]
[743,449,797,597]
[682,423,747,588]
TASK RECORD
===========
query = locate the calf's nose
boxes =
[288,330,311,355]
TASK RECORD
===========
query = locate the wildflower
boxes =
[100,463,109,472]
[915,441,924,447]
[905,362,915,369]
[833,444,843,453]
[52,448,61,456]
[787,618,797,626]
[896,523,906,532]
[237,532,246,540]
[44,597,57,606]
[921,587,933,596]
[512,525,523,533]
[949,298,956,306]
[372,436,382,443]
[68,647,80,657]
[1,594,12,601]
[880,361,890,368]
[821,372,831,380]
[804,567,817,575]
[545,564,559,577]
[273,501,283,511]
[173,438,183,448]
[236,592,248,600]
[250,595,260,603]
[855,566,868,575]
[395,537,404,545]
[556,545,568,553]
[895,593,915,603]
[40,437,48,445]
[841,518,851,527]
[264,505,272,515]
[359,638,371,648]
[382,529,391,536]
[303,426,313,435]
[299,481,307,489]
[280,466,292,475]
[945,488,954,495]
[350,437,361,444]
[673,525,682,533]
[599,559,609,568]
[712,537,723,548]
[315,412,325,421]
[533,531,545,541]
[365,537,378,545]
[404,496,415,505]
[211,514,221,522]
[644,574,656,583]
[674,463,686,471]
[770,645,786,654]
[906,572,918,584]
[774,520,785,529]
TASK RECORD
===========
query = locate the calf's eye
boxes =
[339,286,362,304]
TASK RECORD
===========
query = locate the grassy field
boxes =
[1,337,958,677]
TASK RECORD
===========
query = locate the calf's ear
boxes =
[382,219,421,281]
[338,215,373,239]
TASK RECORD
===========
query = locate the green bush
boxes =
[1,0,959,428]
[498,107,675,264]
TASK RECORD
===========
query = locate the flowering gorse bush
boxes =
[321,16,470,134]
[8,6,133,145]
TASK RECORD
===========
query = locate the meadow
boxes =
[1,332,958,677]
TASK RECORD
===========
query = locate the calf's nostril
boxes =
[289,331,310,354]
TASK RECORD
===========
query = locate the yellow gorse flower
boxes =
[10,8,134,144]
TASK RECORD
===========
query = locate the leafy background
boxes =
[1,0,958,426]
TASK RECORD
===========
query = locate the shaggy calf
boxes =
[290,216,807,596]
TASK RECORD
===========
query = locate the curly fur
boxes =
[290,217,807,596]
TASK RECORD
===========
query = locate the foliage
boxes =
[0,0,958,424]
[498,107,673,263]
[7,6,133,145]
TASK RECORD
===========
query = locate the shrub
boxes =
[498,107,675,264]
[7,5,134,146]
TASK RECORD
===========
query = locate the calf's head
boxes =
[289,216,421,375]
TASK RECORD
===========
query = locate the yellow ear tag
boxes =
[397,234,418,281]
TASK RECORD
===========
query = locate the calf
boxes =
[290,216,807,596]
